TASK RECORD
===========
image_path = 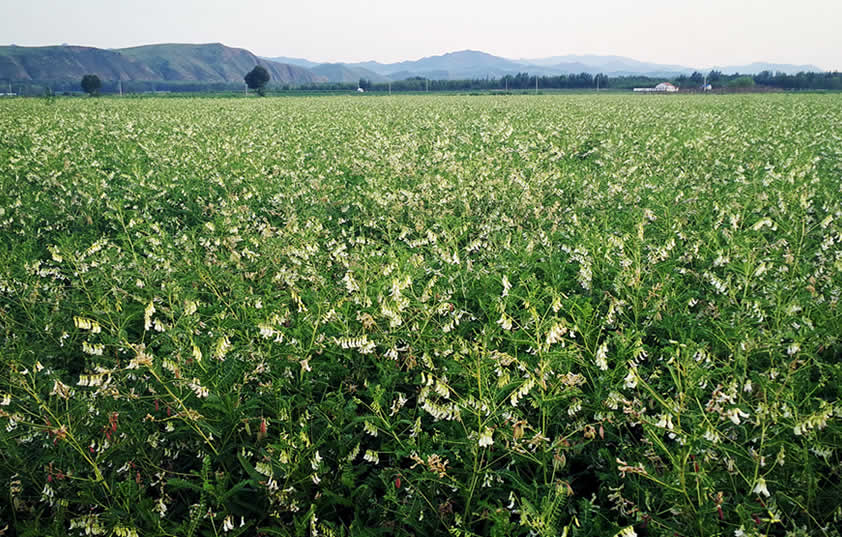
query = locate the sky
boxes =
[2,0,840,70]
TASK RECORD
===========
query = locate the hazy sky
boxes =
[3,0,840,69]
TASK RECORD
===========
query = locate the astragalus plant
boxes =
[1,94,841,537]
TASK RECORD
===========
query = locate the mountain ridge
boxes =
[0,43,827,88]
[312,50,825,81]
[0,43,323,84]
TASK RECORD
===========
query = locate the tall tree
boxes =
[80,74,101,96]
[244,65,270,96]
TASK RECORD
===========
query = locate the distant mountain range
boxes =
[326,50,825,80]
[0,43,826,87]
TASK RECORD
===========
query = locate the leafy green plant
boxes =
[1,93,841,536]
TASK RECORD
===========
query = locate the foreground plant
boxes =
[1,93,841,536]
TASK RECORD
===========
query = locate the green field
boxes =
[1,94,841,536]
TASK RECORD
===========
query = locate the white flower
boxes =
[727,407,750,425]
[222,515,234,532]
[50,380,72,399]
[82,341,104,356]
[501,275,511,297]
[144,300,156,331]
[703,427,721,444]
[258,323,275,338]
[255,461,273,476]
[545,322,567,345]
[655,414,674,430]
[567,399,582,417]
[363,421,378,437]
[189,379,209,398]
[478,427,493,448]
[497,313,513,331]
[214,336,232,360]
[623,365,638,389]
[74,316,101,333]
[155,496,167,518]
[363,450,379,464]
[752,476,770,497]
[595,342,609,370]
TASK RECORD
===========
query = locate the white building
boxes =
[634,82,679,93]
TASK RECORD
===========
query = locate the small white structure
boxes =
[356,87,365,93]
[634,82,679,93]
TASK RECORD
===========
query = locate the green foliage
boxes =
[80,74,101,96]
[728,76,757,88]
[245,65,270,96]
[0,94,841,536]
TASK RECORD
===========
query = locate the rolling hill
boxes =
[710,62,824,75]
[0,43,323,84]
[341,50,826,79]
[264,56,320,69]
[0,45,157,81]
[347,50,530,80]
[308,63,390,84]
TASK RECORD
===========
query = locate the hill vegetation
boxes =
[309,63,390,84]
[0,43,322,86]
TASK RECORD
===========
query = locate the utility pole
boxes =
[596,75,600,92]
[426,79,429,92]
[535,75,538,95]
[119,80,123,97]
[389,81,391,95]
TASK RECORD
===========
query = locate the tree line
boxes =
[8,68,841,97]
[301,70,842,93]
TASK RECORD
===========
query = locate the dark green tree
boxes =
[244,65,270,96]
[80,74,101,96]
[728,76,756,89]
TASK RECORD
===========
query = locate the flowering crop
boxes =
[1,94,841,536]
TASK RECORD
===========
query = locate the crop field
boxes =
[1,94,841,537]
